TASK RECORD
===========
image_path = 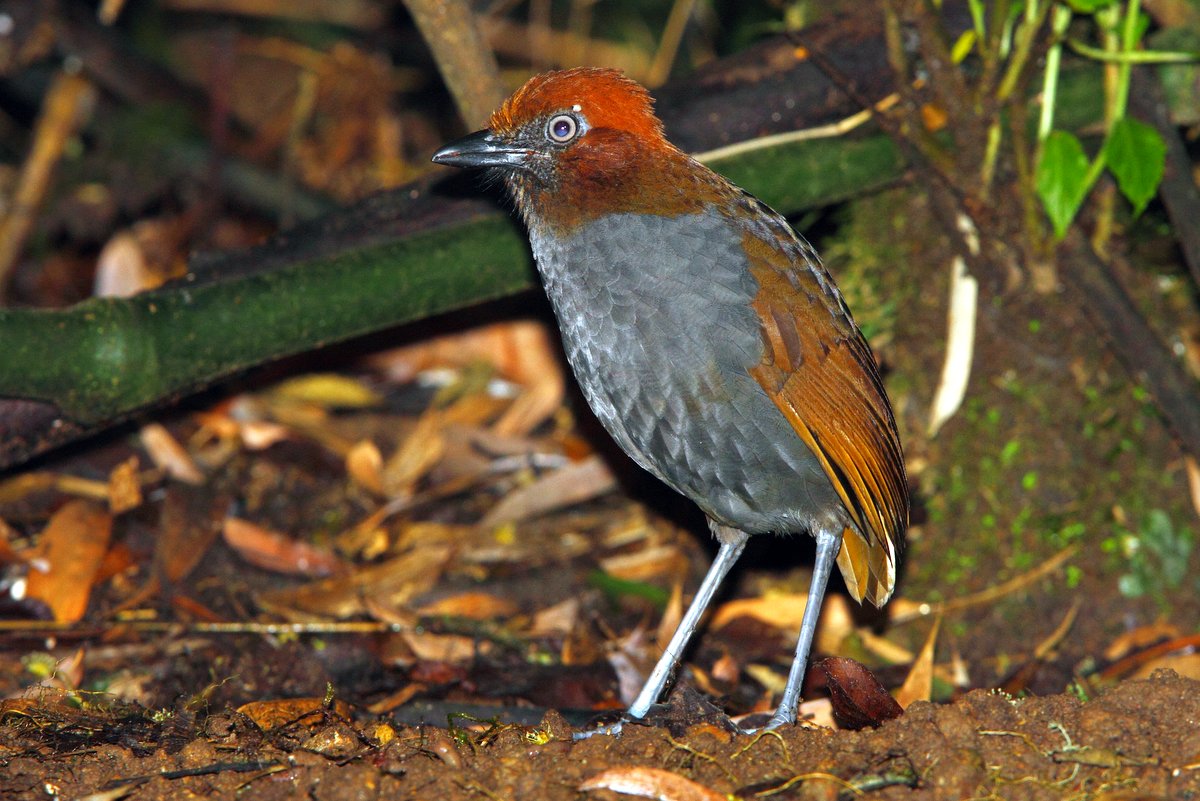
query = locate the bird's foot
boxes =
[729,710,795,735]
[570,710,650,740]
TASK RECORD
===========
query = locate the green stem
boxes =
[1065,39,1199,63]
[1038,4,1074,141]
[1112,0,1142,122]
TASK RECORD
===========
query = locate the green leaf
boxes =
[1105,117,1166,216]
[1036,130,1092,238]
[1064,0,1117,13]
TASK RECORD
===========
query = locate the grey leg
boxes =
[767,526,843,729]
[627,528,750,719]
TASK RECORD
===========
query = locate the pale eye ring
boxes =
[546,114,579,144]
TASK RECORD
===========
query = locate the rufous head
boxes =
[433,68,710,228]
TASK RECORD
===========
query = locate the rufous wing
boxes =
[742,228,908,607]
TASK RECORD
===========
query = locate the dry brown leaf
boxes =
[710,651,739,684]
[817,656,903,730]
[372,321,563,417]
[600,545,686,582]
[140,423,205,485]
[894,615,940,709]
[256,543,452,619]
[655,577,684,652]
[238,420,291,451]
[222,517,345,577]
[367,683,427,715]
[237,698,353,731]
[711,592,853,656]
[400,630,488,663]
[1187,456,1200,521]
[155,487,224,584]
[857,628,915,664]
[579,766,725,801]
[1131,653,1200,681]
[106,456,142,514]
[477,455,617,529]
[744,663,786,695]
[382,410,447,497]
[0,518,26,565]
[1104,621,1182,662]
[25,500,113,622]
[528,597,580,637]
[416,591,519,620]
[345,439,384,495]
[798,697,837,729]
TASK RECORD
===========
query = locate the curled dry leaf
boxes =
[346,439,385,495]
[817,656,903,731]
[1104,622,1182,662]
[382,410,447,498]
[222,517,345,577]
[477,454,617,529]
[579,766,725,801]
[140,423,205,485]
[528,597,580,637]
[400,630,488,663]
[894,616,940,709]
[24,500,113,623]
[600,544,686,582]
[1131,652,1200,681]
[237,697,354,732]
[415,591,519,620]
[711,591,852,656]
[370,320,565,436]
[256,543,452,619]
[928,255,978,437]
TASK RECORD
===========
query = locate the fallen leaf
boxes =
[382,409,447,497]
[256,543,451,619]
[416,591,519,620]
[579,766,725,801]
[400,630,488,663]
[817,656,903,730]
[140,423,205,485]
[856,628,915,664]
[528,597,580,637]
[25,500,113,622]
[346,439,384,494]
[478,454,616,529]
[894,616,939,708]
[711,591,853,655]
[928,255,978,436]
[600,545,686,582]
[106,456,142,514]
[1104,622,1182,662]
[237,697,353,731]
[222,517,345,577]
[156,486,225,584]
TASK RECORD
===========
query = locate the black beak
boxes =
[432,130,530,171]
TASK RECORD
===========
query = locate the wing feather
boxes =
[740,223,908,607]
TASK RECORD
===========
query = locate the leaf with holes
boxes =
[1105,117,1165,217]
[1037,130,1092,239]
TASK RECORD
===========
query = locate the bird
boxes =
[432,68,908,730]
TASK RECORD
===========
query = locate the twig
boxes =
[403,0,505,127]
[0,70,94,300]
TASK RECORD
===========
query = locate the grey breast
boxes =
[528,210,844,536]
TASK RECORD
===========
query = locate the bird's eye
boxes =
[546,114,579,144]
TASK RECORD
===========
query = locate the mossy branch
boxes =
[0,132,903,426]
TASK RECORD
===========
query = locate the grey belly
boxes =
[530,211,845,535]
